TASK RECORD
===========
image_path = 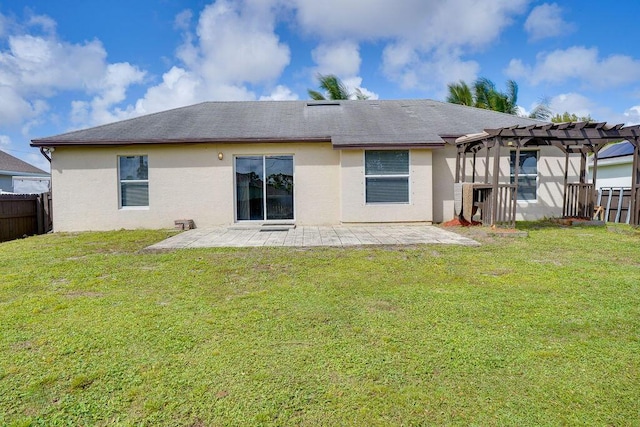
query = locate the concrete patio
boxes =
[145,224,479,250]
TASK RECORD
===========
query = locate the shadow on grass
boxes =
[516,218,640,235]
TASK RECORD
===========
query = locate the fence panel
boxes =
[0,192,52,242]
[596,188,632,223]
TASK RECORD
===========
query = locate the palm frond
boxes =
[307,89,326,101]
[446,81,473,106]
[353,88,369,100]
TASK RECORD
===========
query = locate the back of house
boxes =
[32,99,574,231]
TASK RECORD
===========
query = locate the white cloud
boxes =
[27,14,57,34]
[289,0,528,92]
[524,3,575,41]
[0,87,40,126]
[592,104,640,127]
[312,41,361,77]
[308,41,378,99]
[132,0,291,114]
[383,44,479,92]
[546,93,640,126]
[621,106,640,125]
[0,12,146,130]
[290,0,528,47]
[549,93,594,118]
[184,0,290,84]
[343,77,379,100]
[0,135,11,147]
[174,9,193,31]
[131,67,207,115]
[1,34,108,95]
[131,65,260,116]
[506,46,640,88]
[70,63,146,126]
[259,85,299,101]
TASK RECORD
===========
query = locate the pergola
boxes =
[454,122,640,227]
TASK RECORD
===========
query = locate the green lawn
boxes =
[1,223,639,426]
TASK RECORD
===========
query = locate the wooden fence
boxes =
[595,187,632,224]
[0,192,52,242]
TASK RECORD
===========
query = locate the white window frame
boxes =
[364,150,411,204]
[118,155,149,209]
[510,149,538,202]
[233,154,295,222]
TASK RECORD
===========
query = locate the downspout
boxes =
[40,147,52,163]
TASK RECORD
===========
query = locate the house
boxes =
[31,99,581,232]
[0,150,50,194]
[588,140,634,189]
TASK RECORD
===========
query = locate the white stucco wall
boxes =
[432,145,458,223]
[50,141,583,231]
[50,143,341,231]
[340,149,433,223]
[0,175,12,192]
[455,145,581,221]
[588,157,632,189]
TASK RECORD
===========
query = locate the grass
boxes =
[1,223,639,426]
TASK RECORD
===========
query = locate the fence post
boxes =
[36,193,44,234]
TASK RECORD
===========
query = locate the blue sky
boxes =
[1,0,639,171]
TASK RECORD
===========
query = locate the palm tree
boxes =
[446,77,518,115]
[446,81,474,106]
[308,74,369,100]
[493,79,518,115]
[528,97,552,121]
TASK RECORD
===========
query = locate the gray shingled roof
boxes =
[0,150,48,175]
[31,99,542,148]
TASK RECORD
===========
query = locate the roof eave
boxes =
[31,136,333,147]
[333,142,445,150]
[0,170,49,177]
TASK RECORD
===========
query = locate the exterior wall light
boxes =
[218,152,224,160]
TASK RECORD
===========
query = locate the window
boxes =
[510,150,537,201]
[365,150,409,203]
[119,155,148,207]
[236,155,294,221]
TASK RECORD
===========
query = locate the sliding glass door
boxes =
[235,155,294,221]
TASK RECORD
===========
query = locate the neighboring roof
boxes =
[0,150,48,176]
[31,99,542,149]
[597,141,634,160]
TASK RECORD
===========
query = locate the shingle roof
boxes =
[31,99,542,148]
[0,150,48,175]
[598,141,634,159]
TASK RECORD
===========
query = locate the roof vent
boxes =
[306,101,341,107]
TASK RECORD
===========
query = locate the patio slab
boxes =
[145,225,479,250]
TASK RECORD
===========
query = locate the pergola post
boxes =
[484,141,490,184]
[461,150,467,182]
[472,151,477,183]
[592,146,600,187]
[631,137,640,225]
[512,143,521,228]
[562,149,570,217]
[579,149,589,217]
[491,137,501,226]
[579,150,588,184]
[455,147,461,183]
